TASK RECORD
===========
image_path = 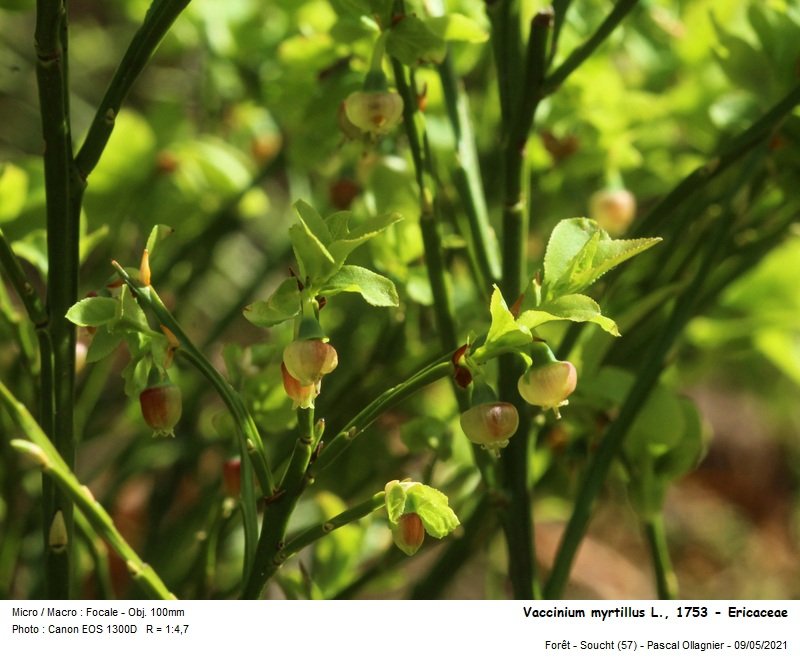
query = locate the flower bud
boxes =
[460,402,519,454]
[222,458,241,498]
[589,188,636,236]
[281,361,318,409]
[283,339,338,386]
[517,360,577,419]
[344,90,404,137]
[139,383,182,436]
[392,512,425,556]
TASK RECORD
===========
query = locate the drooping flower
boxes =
[518,360,577,419]
[344,90,404,137]
[139,382,183,436]
[460,402,519,454]
[282,339,338,386]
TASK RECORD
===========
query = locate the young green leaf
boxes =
[294,200,332,245]
[86,326,123,364]
[543,217,661,299]
[289,217,337,283]
[318,265,399,306]
[145,224,175,256]
[243,278,302,328]
[327,212,402,268]
[66,297,118,327]
[517,293,620,336]
[384,480,460,539]
[471,285,532,361]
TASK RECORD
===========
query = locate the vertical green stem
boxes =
[492,9,553,601]
[242,407,315,598]
[644,514,678,599]
[438,54,500,290]
[35,0,77,598]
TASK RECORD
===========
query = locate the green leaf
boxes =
[426,14,489,43]
[145,224,175,256]
[327,212,402,268]
[327,211,352,240]
[294,199,332,245]
[472,285,531,361]
[86,326,123,364]
[517,293,620,336]
[384,481,408,525]
[384,480,459,538]
[66,297,118,327]
[386,15,447,66]
[114,285,150,334]
[404,483,460,539]
[542,218,661,299]
[243,278,302,328]
[289,216,337,282]
[122,352,152,398]
[318,265,399,306]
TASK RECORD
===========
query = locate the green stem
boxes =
[633,83,800,237]
[74,0,192,179]
[644,514,678,600]
[35,0,77,599]
[486,1,523,129]
[0,381,174,599]
[541,0,640,96]
[493,10,553,602]
[278,492,386,564]
[311,358,452,475]
[111,262,275,496]
[437,54,500,289]
[0,228,47,328]
[74,511,115,599]
[544,208,732,599]
[242,407,316,599]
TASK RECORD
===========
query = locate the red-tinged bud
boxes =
[281,362,318,409]
[344,90,404,137]
[283,339,338,386]
[222,458,241,498]
[452,343,472,388]
[518,360,577,419]
[139,383,182,436]
[392,512,425,556]
[589,188,636,236]
[460,402,519,454]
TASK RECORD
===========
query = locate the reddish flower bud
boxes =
[589,188,636,236]
[281,361,318,409]
[460,402,519,454]
[139,383,182,436]
[222,458,241,498]
[283,339,338,386]
[517,360,577,419]
[392,512,425,556]
[344,90,404,136]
